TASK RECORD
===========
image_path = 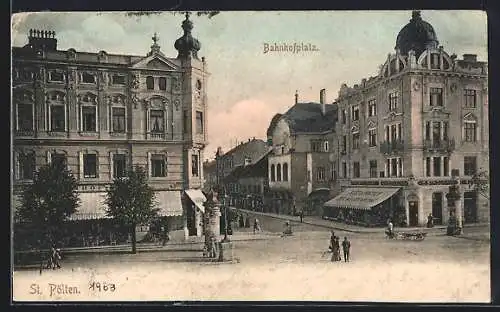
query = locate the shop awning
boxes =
[69,192,110,221]
[156,191,183,217]
[185,189,207,213]
[324,187,400,210]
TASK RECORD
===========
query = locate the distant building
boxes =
[325,11,489,227]
[266,89,338,216]
[202,159,217,193]
[12,14,210,244]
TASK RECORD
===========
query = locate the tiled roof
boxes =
[283,102,337,133]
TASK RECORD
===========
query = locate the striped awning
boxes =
[156,191,183,217]
[184,189,206,213]
[324,187,400,210]
[69,192,110,221]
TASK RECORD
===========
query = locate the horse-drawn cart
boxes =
[386,230,427,241]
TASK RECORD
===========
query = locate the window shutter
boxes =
[78,151,84,180]
[147,152,151,177]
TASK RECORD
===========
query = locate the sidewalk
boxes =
[231,207,489,235]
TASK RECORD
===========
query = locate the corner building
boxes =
[325,11,489,227]
[12,14,209,244]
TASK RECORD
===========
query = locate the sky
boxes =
[11,11,488,161]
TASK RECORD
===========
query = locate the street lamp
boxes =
[222,187,230,242]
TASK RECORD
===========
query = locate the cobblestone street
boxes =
[13,216,490,302]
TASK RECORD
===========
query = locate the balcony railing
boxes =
[423,138,455,153]
[380,140,405,155]
[148,132,165,140]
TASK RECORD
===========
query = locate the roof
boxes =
[223,148,271,182]
[395,11,438,57]
[223,138,267,157]
[267,113,283,137]
[281,102,337,133]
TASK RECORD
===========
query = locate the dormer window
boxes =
[430,53,441,69]
[49,71,64,82]
[81,72,96,84]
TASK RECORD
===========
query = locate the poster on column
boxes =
[10,9,491,304]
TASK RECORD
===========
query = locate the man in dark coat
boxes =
[342,236,351,262]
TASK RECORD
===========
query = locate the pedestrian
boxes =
[336,236,342,261]
[161,226,169,246]
[329,231,335,251]
[50,245,61,269]
[427,213,434,228]
[209,236,217,259]
[386,219,394,238]
[331,236,340,262]
[253,218,261,234]
[299,210,304,223]
[342,236,351,262]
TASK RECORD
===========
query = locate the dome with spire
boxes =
[174,12,201,59]
[395,11,439,57]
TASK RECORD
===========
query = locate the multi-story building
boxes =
[202,159,217,193]
[266,89,337,216]
[12,14,210,243]
[325,11,489,227]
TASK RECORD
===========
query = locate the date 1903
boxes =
[89,281,116,292]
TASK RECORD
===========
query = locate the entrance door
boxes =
[432,192,443,225]
[464,191,478,223]
[408,201,419,226]
[186,203,197,236]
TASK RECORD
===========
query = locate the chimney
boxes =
[463,54,477,62]
[295,90,299,104]
[320,89,326,115]
[26,29,58,51]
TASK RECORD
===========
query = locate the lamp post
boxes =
[222,187,230,242]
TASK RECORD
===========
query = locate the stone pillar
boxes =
[195,208,202,237]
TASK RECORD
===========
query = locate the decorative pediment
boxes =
[366,120,377,129]
[351,125,360,133]
[46,90,66,103]
[148,96,169,109]
[77,92,97,104]
[109,93,126,105]
[428,106,451,118]
[463,112,477,122]
[131,55,178,71]
[383,111,402,121]
[15,89,35,102]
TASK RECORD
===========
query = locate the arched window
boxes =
[277,164,282,182]
[270,164,276,182]
[146,76,154,90]
[283,163,288,182]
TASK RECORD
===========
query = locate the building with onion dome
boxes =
[324,11,489,227]
[12,13,211,247]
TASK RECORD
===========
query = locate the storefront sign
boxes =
[78,184,109,192]
[380,180,408,186]
[417,179,459,186]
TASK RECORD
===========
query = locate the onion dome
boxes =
[395,11,439,57]
[174,12,201,59]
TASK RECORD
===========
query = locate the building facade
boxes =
[12,14,210,244]
[266,89,338,216]
[326,11,489,227]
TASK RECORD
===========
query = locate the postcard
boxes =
[11,10,490,302]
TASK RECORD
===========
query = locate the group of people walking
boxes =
[329,231,351,262]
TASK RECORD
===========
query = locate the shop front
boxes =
[305,188,331,216]
[323,187,402,227]
[184,189,207,237]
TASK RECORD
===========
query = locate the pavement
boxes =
[230,207,490,237]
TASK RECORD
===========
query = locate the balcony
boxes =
[15,130,35,137]
[380,140,405,155]
[423,139,455,153]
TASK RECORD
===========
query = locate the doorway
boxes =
[432,192,443,225]
[186,202,197,236]
[464,191,478,223]
[409,201,419,226]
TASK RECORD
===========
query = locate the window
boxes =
[341,109,346,124]
[159,77,167,91]
[146,76,154,90]
[464,89,477,108]
[391,158,397,177]
[464,122,477,142]
[443,157,449,176]
[353,162,360,178]
[17,152,35,180]
[443,122,449,140]
[368,99,377,117]
[270,164,276,182]
[433,157,441,176]
[433,122,441,146]
[430,53,440,69]
[425,121,431,141]
[112,107,126,133]
[81,72,95,84]
[283,163,288,181]
[342,162,347,178]
[83,154,98,178]
[112,75,125,85]
[389,92,398,111]
[369,160,377,178]
[368,129,377,147]
[342,136,347,153]
[316,167,326,181]
[151,154,166,177]
[49,71,64,82]
[426,157,431,177]
[150,110,164,133]
[311,140,322,152]
[430,88,443,106]
[324,141,329,152]
[183,110,189,133]
[196,111,204,134]
[351,106,359,121]
[464,156,477,176]
[51,153,67,167]
[398,158,403,177]
[50,105,65,131]
[113,154,127,179]
[276,164,282,182]
[352,133,360,149]
[17,103,33,131]
[192,154,199,177]
[81,106,97,132]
